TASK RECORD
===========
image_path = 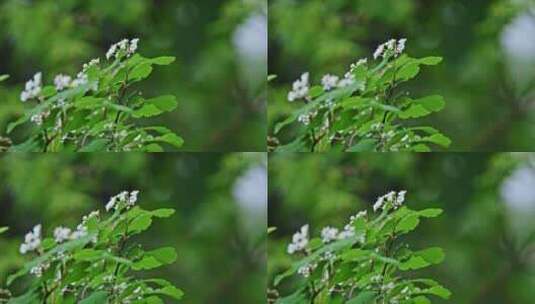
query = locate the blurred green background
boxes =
[0,152,267,304]
[268,153,535,303]
[269,0,535,151]
[0,0,267,151]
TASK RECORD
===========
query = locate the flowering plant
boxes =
[3,191,183,304]
[270,191,451,304]
[5,39,183,152]
[270,39,451,152]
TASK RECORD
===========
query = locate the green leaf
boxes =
[341,96,369,109]
[79,291,108,304]
[145,296,164,304]
[148,247,177,265]
[399,255,430,270]
[129,213,153,233]
[0,74,9,82]
[156,133,184,148]
[6,115,31,134]
[413,296,431,304]
[73,249,103,261]
[396,215,420,233]
[426,286,451,299]
[419,56,443,65]
[340,249,370,261]
[147,95,178,112]
[130,63,153,80]
[399,95,445,119]
[412,144,431,152]
[275,289,307,304]
[369,100,401,112]
[421,133,451,148]
[80,139,109,152]
[41,86,57,98]
[41,238,55,250]
[151,56,176,65]
[418,95,445,112]
[274,137,307,152]
[6,289,39,304]
[103,101,133,113]
[133,104,162,118]
[152,208,175,218]
[308,86,324,98]
[397,63,420,80]
[400,247,445,270]
[399,104,429,119]
[417,247,445,264]
[156,286,184,300]
[133,256,162,270]
[346,291,376,304]
[347,139,376,152]
[75,97,105,109]
[419,208,443,218]
[144,143,164,152]
[0,227,8,234]
[133,96,178,118]
[7,137,39,152]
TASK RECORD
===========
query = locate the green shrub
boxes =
[3,191,183,304]
[271,191,451,304]
[5,39,183,152]
[270,39,451,152]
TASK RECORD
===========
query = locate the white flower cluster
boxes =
[52,210,100,244]
[321,74,339,91]
[30,262,50,278]
[373,38,407,60]
[319,70,357,91]
[287,72,310,102]
[318,210,367,244]
[52,224,89,244]
[53,226,72,243]
[105,190,140,212]
[20,72,42,102]
[373,190,407,212]
[337,72,356,88]
[350,58,368,72]
[51,58,99,95]
[71,72,89,88]
[297,263,317,278]
[106,38,140,60]
[54,74,72,91]
[319,59,367,93]
[30,110,51,126]
[297,110,317,126]
[82,58,100,72]
[20,224,42,254]
[73,224,89,240]
[290,57,368,103]
[321,226,339,243]
[287,224,309,254]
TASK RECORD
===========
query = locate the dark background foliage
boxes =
[0,153,267,304]
[269,153,535,303]
[0,0,266,151]
[269,0,535,151]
